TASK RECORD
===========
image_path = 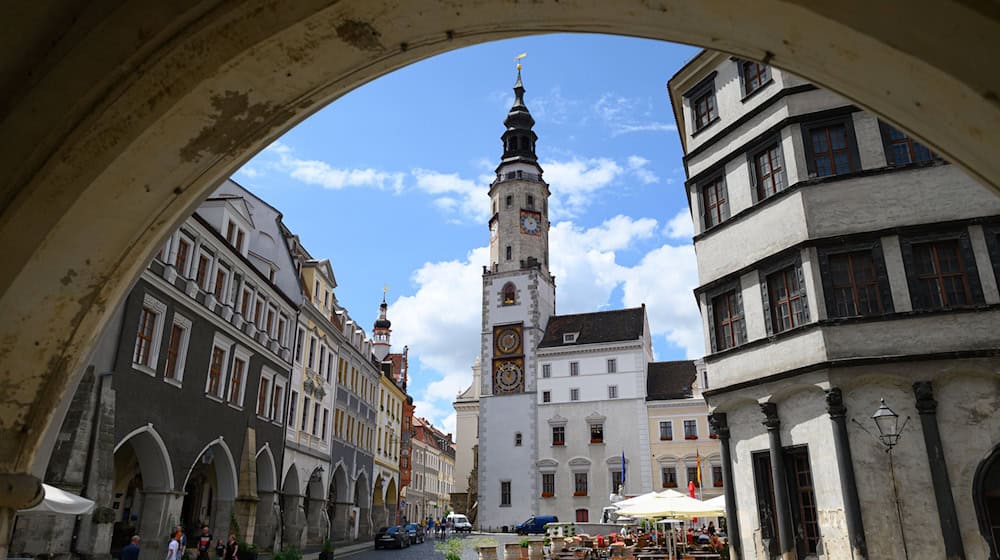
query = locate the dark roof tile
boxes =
[539,307,645,348]
[646,361,697,400]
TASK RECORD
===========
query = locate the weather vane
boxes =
[515,52,527,71]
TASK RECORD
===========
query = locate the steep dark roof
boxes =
[646,361,697,401]
[539,307,645,348]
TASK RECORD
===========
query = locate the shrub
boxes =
[435,537,463,560]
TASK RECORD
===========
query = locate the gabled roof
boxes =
[646,361,697,401]
[539,306,645,348]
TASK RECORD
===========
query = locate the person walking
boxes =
[224,534,239,560]
[215,539,225,560]
[122,536,141,560]
[196,526,213,560]
[166,533,180,560]
[174,526,187,560]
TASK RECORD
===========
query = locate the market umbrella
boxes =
[616,493,725,519]
[19,484,95,515]
[703,495,726,511]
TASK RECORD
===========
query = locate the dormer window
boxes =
[563,332,579,344]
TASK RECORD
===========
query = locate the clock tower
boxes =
[478,66,557,528]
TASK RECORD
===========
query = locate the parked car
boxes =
[515,515,558,535]
[447,513,473,533]
[404,523,425,543]
[374,526,410,549]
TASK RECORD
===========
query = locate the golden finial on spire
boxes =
[515,52,527,72]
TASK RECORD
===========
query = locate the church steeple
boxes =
[500,67,539,167]
[372,289,391,361]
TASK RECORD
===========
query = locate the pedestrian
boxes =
[122,536,141,560]
[196,525,213,560]
[707,522,715,536]
[224,534,239,560]
[174,526,187,560]
[166,533,180,560]
[215,539,225,560]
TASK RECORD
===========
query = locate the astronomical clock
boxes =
[493,323,525,394]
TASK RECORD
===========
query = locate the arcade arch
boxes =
[110,426,175,560]
[180,439,238,542]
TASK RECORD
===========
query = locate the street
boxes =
[342,533,522,560]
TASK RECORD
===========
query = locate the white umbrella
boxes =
[19,484,95,515]
[612,491,661,508]
[703,495,726,510]
[616,493,724,519]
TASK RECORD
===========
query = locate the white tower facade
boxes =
[477,69,557,530]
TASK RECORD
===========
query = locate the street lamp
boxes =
[854,398,911,559]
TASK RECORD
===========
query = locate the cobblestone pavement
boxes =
[342,533,522,560]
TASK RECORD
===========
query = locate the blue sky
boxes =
[235,34,702,434]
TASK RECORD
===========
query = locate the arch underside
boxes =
[2,1,1000,479]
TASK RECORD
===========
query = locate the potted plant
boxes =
[519,538,530,560]
[436,537,463,560]
[318,540,334,560]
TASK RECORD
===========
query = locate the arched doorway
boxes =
[280,465,305,549]
[6,2,1000,496]
[385,478,399,526]
[371,475,386,530]
[180,439,238,545]
[326,464,350,543]
[111,426,174,560]
[254,446,278,551]
[353,472,371,541]
[304,467,328,547]
[974,445,1000,557]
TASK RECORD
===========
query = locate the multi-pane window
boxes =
[134,306,158,367]
[542,364,551,378]
[288,390,298,427]
[741,60,770,96]
[271,383,284,421]
[214,267,228,299]
[175,238,191,277]
[881,122,934,165]
[713,465,724,487]
[828,251,883,317]
[542,391,551,403]
[322,409,329,440]
[514,432,522,447]
[911,239,973,308]
[207,346,226,397]
[608,385,618,399]
[313,402,320,435]
[570,388,580,401]
[569,362,579,376]
[767,266,807,333]
[791,450,822,553]
[307,337,316,369]
[687,466,701,488]
[542,473,555,497]
[500,481,512,506]
[754,144,786,200]
[164,322,186,381]
[607,358,617,373]
[295,328,305,362]
[240,289,253,317]
[590,423,604,443]
[661,467,677,488]
[712,290,745,351]
[195,253,211,290]
[611,470,623,493]
[701,177,728,228]
[552,426,565,446]
[659,421,673,441]
[229,357,246,405]
[574,472,589,496]
[809,124,853,177]
[684,419,698,439]
[576,509,589,523]
[693,90,717,130]
[256,375,270,415]
[301,397,310,431]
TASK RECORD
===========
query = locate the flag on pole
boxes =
[620,451,626,491]
[696,451,702,486]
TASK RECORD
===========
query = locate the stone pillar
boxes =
[709,413,742,560]
[0,474,44,560]
[305,497,326,546]
[329,501,351,542]
[253,492,277,551]
[211,498,235,544]
[527,538,544,560]
[233,429,259,543]
[136,490,184,560]
[913,381,965,559]
[503,543,521,560]
[281,493,306,549]
[760,403,795,560]
[356,506,371,541]
[825,388,867,560]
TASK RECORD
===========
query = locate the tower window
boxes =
[506,195,513,208]
[521,137,529,150]
[527,194,535,209]
[506,246,512,261]
[502,283,517,305]
[515,432,522,446]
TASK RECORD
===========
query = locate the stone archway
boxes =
[253,446,278,551]
[371,475,386,531]
[5,4,1000,502]
[385,478,399,526]
[353,472,371,541]
[304,467,328,548]
[326,464,350,543]
[181,439,238,546]
[280,465,305,550]
[111,426,175,560]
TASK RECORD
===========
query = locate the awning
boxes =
[20,484,96,515]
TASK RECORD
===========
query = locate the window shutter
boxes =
[760,271,774,336]
[871,242,895,313]
[735,288,748,344]
[899,239,925,310]
[958,232,986,304]
[747,152,759,204]
[796,262,811,323]
[706,297,717,352]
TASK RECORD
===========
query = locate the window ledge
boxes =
[133,363,157,377]
[573,492,588,497]
[691,116,721,138]
[163,377,183,388]
[740,79,774,103]
[590,440,605,445]
[659,437,673,441]
[227,402,244,412]
[205,393,224,404]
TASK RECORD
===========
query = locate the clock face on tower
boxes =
[495,326,522,355]
[520,210,542,235]
[493,359,525,393]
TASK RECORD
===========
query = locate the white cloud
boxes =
[391,215,704,430]
[268,142,406,192]
[664,209,694,240]
[627,155,659,185]
[411,169,491,223]
[543,157,623,219]
[594,93,677,137]
[238,166,262,179]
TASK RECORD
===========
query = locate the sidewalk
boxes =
[300,541,372,560]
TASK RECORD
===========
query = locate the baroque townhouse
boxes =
[12,183,297,560]
[670,50,1000,560]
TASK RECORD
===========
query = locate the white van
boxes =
[447,513,473,533]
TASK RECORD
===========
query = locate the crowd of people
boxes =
[421,516,453,538]
[121,525,243,560]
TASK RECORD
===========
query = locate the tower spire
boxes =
[500,55,538,166]
[373,287,391,361]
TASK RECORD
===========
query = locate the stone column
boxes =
[281,493,306,549]
[253,492,277,551]
[136,490,184,560]
[825,388,867,560]
[760,403,795,560]
[0,474,44,560]
[329,501,352,542]
[913,381,965,559]
[233,429,259,543]
[709,413,742,560]
[305,497,326,546]
[356,505,371,541]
